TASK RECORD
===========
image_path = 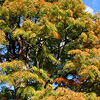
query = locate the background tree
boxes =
[0,0,100,100]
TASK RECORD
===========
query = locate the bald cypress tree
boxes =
[0,0,100,100]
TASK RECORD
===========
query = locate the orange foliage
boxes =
[55,32,60,39]
[53,77,80,87]
[53,77,69,84]
[72,59,78,63]
[53,77,87,87]
[35,0,52,7]
[77,78,86,82]
[61,19,65,24]
[96,44,100,48]
[52,1,59,5]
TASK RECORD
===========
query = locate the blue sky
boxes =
[83,0,100,14]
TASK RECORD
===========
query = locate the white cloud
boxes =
[85,5,94,14]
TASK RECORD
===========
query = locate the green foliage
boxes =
[0,0,100,100]
[18,86,36,99]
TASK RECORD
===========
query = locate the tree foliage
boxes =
[0,0,100,100]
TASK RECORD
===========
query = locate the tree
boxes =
[0,0,100,100]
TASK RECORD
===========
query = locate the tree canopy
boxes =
[0,0,100,100]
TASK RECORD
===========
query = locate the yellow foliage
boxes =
[88,33,99,44]
[79,65,100,81]
[80,32,87,42]
[0,30,6,45]
[0,60,25,71]
[48,54,61,64]
[63,62,75,70]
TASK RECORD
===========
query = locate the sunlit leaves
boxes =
[0,20,6,28]
[48,54,61,64]
[0,60,25,73]
[79,65,100,82]
[21,86,36,99]
[1,0,100,100]
[1,0,37,20]
[63,47,100,84]
[0,30,6,45]
[13,20,38,39]
[63,61,75,72]
[13,29,25,38]
[29,84,54,100]
[0,75,14,87]
[80,32,87,43]
[58,0,85,18]
[0,60,50,99]
[2,1,27,20]
[30,66,50,81]
[39,17,60,39]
